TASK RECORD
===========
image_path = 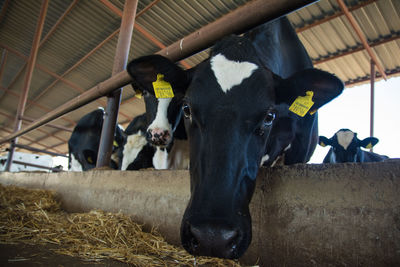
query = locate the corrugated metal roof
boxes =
[0,0,399,156]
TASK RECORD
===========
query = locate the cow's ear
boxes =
[319,136,331,147]
[127,55,190,94]
[275,68,344,116]
[359,137,379,149]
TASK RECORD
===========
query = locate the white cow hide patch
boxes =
[121,131,148,170]
[69,153,83,171]
[153,147,169,170]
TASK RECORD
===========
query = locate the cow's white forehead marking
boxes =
[210,53,258,93]
[148,98,172,133]
[336,130,354,150]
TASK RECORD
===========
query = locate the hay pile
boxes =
[0,184,242,266]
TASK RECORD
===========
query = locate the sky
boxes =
[52,76,400,169]
[309,76,400,163]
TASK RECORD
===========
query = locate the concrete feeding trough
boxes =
[1,160,399,266]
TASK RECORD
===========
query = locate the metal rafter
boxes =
[336,0,387,80]
[296,0,378,33]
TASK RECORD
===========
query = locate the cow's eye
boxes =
[182,103,191,119]
[263,111,276,126]
[142,90,149,97]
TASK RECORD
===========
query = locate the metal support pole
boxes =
[5,0,49,171]
[370,59,375,152]
[96,0,138,168]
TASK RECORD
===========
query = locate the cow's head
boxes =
[319,129,379,163]
[68,109,125,171]
[179,36,343,258]
[125,36,343,258]
[127,55,191,148]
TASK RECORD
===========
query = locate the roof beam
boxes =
[336,0,387,80]
[314,34,400,65]
[296,0,378,33]
[100,0,192,69]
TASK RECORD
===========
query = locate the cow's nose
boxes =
[146,128,171,146]
[187,223,239,259]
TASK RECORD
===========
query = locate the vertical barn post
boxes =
[370,59,375,152]
[5,0,49,171]
[96,0,138,168]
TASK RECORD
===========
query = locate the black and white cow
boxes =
[319,129,388,163]
[68,108,124,171]
[120,113,155,170]
[125,17,344,258]
[126,56,190,170]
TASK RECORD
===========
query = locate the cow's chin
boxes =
[180,212,252,259]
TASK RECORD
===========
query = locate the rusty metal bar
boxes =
[157,0,316,62]
[336,0,387,80]
[314,34,400,65]
[14,143,68,158]
[297,0,377,33]
[97,0,138,168]
[101,0,192,69]
[5,0,49,171]
[12,160,63,172]
[0,0,314,145]
[370,59,375,152]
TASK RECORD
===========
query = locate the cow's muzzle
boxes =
[146,128,171,147]
[181,219,250,259]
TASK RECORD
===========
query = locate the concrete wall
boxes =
[1,160,400,266]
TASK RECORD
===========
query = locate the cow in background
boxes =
[126,56,190,170]
[319,129,388,163]
[68,108,124,171]
[120,113,154,170]
[125,16,344,258]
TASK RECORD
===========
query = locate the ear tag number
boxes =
[289,91,315,117]
[152,74,174,99]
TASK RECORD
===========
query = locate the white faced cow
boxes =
[126,57,190,170]
[319,129,388,163]
[126,16,344,258]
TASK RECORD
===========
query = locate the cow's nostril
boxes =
[188,224,238,258]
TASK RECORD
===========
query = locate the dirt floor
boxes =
[0,243,131,267]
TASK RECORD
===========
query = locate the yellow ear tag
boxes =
[135,91,142,99]
[289,91,315,117]
[152,74,174,99]
[365,143,373,149]
[320,141,326,147]
[113,140,119,147]
[87,157,93,164]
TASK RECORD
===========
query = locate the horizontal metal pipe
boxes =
[0,0,315,145]
[0,70,132,145]
[157,0,316,61]
[13,143,68,158]
[12,160,63,172]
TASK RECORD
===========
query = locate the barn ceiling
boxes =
[0,0,399,156]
